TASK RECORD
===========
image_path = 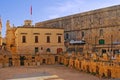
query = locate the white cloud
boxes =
[47,0,85,19]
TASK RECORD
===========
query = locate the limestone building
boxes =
[35,5,120,54]
[6,20,16,52]
[1,5,120,79]
[6,20,64,54]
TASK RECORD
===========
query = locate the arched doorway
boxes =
[20,56,26,66]
[86,65,90,73]
[79,62,81,69]
[102,73,105,78]
[57,48,63,54]
[59,57,62,64]
[96,66,99,74]
[46,48,51,52]
[42,59,46,64]
[9,58,12,66]
[107,69,111,78]
[55,56,58,62]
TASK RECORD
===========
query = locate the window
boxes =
[35,36,38,43]
[102,49,106,53]
[22,36,26,43]
[66,33,69,39]
[47,36,50,43]
[46,48,51,52]
[99,39,105,45]
[99,29,103,36]
[58,36,61,43]
[35,47,39,53]
[81,31,84,38]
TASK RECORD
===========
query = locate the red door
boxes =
[57,48,63,54]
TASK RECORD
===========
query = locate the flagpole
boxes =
[30,5,33,26]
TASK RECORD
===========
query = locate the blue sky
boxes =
[0,0,120,37]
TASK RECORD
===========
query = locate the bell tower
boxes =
[6,20,11,30]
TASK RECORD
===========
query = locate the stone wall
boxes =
[0,54,58,68]
[1,52,120,79]
[35,5,120,45]
[58,52,120,79]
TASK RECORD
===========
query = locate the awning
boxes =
[69,40,85,45]
[113,42,120,45]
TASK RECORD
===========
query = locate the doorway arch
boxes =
[86,65,90,73]
[96,66,99,74]
[46,48,51,52]
[20,56,26,66]
[57,48,63,54]
[107,69,111,78]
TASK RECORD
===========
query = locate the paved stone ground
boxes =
[0,65,108,80]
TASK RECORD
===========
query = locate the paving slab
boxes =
[0,65,107,80]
